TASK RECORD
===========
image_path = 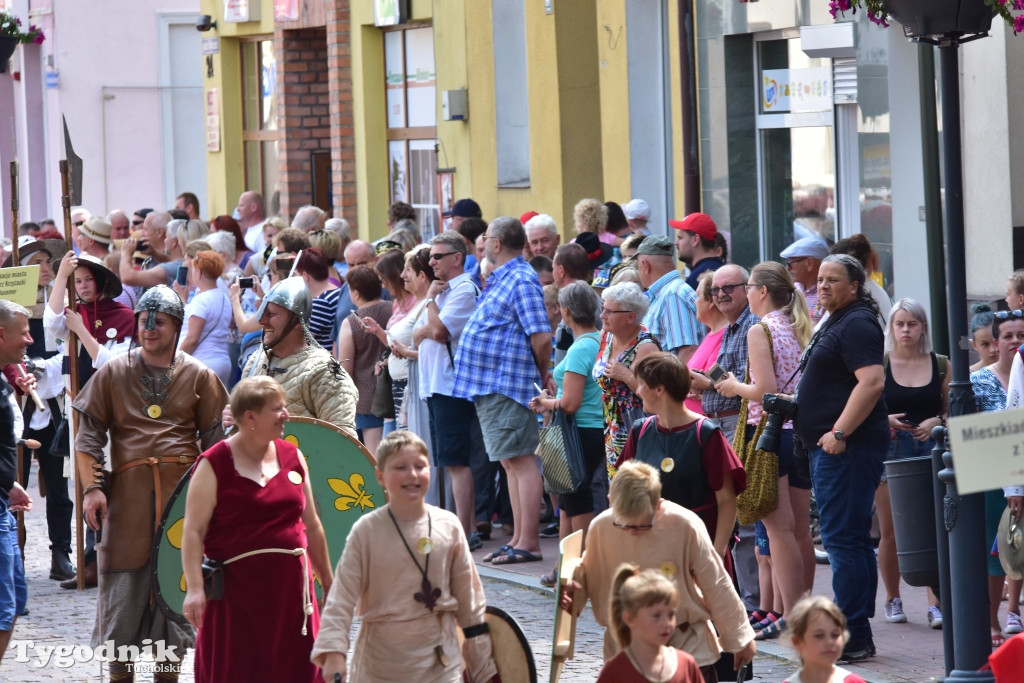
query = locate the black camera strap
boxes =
[789,305,852,394]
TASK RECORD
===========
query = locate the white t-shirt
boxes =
[416,273,478,399]
[180,288,233,386]
[388,299,429,381]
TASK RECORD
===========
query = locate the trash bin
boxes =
[885,455,939,587]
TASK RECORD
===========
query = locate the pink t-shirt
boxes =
[686,327,725,414]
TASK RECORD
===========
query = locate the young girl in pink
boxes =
[783,596,867,683]
[596,565,705,683]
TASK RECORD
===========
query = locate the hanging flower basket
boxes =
[830,0,1013,38]
[0,35,15,73]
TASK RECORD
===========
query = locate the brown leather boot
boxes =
[60,561,97,589]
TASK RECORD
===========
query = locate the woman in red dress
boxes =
[182,377,333,682]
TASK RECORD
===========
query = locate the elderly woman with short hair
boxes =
[530,281,607,585]
[592,282,661,477]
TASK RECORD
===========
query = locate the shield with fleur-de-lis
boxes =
[151,416,385,624]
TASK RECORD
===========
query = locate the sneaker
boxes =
[928,605,943,630]
[539,523,560,538]
[838,638,876,663]
[1006,611,1024,635]
[884,597,908,624]
[468,532,483,551]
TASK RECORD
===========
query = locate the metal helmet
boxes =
[256,276,312,324]
[135,284,185,331]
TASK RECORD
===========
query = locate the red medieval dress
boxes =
[193,439,320,683]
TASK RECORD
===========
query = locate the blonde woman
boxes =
[715,262,815,639]
[573,198,613,245]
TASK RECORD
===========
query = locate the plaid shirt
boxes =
[453,256,550,407]
[641,270,704,353]
[702,306,759,415]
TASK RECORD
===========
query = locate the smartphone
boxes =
[137,240,149,253]
[175,265,189,287]
[899,417,919,428]
[708,363,728,383]
[238,276,255,289]
[736,664,751,683]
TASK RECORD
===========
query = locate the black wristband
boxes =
[462,622,490,638]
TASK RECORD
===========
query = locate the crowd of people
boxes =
[0,188,1019,682]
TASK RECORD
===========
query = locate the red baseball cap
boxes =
[669,212,717,241]
[520,211,539,225]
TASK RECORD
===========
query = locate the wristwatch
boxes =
[832,429,846,442]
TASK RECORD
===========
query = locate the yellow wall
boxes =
[200,0,276,219]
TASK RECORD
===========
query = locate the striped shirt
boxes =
[310,287,342,349]
[453,257,549,407]
[641,270,704,354]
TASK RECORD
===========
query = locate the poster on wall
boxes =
[374,0,407,27]
[274,0,298,21]
[206,89,221,152]
[436,171,454,238]
[762,67,831,114]
[224,0,253,23]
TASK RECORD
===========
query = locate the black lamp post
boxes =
[884,1,995,679]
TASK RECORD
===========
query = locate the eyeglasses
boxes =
[611,514,656,531]
[710,283,746,297]
[995,310,1024,320]
[601,307,632,315]
[429,251,459,262]
[786,257,809,267]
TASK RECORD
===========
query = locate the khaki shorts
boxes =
[473,393,539,462]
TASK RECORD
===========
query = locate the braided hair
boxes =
[821,254,880,319]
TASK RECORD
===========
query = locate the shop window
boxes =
[385,25,440,239]
[241,39,280,214]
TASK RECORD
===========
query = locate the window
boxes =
[241,39,280,214]
[385,26,439,239]
[491,0,530,187]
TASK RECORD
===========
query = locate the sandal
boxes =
[483,545,512,562]
[993,631,1006,648]
[755,617,787,640]
[540,571,557,588]
[491,548,543,565]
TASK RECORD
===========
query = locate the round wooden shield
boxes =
[151,417,384,623]
[485,605,537,683]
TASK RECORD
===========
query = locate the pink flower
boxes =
[867,9,890,27]
[33,30,44,44]
[1014,0,1024,10]
[1016,14,1024,33]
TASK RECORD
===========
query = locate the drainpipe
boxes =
[677,0,700,214]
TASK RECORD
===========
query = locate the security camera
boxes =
[196,15,216,32]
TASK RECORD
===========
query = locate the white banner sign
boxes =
[948,407,1024,495]
[762,67,832,113]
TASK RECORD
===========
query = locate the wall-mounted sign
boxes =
[762,67,831,114]
[45,70,58,89]
[224,0,254,23]
[374,0,408,27]
[274,0,298,21]
[202,37,219,55]
[206,89,221,152]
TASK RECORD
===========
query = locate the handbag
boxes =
[536,409,588,495]
[371,350,395,419]
[202,558,224,600]
[731,322,779,526]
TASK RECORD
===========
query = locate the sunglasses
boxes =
[429,251,459,262]
[611,512,656,531]
[995,309,1024,320]
[710,282,746,297]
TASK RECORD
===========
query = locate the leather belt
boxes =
[705,409,740,419]
[112,456,196,530]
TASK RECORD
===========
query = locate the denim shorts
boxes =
[0,503,27,630]
[355,413,384,431]
[474,393,540,462]
[880,430,934,483]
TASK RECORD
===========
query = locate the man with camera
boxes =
[793,254,888,663]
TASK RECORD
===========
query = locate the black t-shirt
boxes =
[0,379,17,498]
[794,301,889,448]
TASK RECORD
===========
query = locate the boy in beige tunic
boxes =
[312,431,496,682]
[564,461,756,679]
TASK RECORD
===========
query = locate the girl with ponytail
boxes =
[598,564,702,683]
[715,261,816,639]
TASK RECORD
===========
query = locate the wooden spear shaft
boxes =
[59,160,85,590]
[9,160,18,264]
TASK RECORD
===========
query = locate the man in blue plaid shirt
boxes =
[454,216,552,565]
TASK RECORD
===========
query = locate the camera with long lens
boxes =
[756,393,797,452]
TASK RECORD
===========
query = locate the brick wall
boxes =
[274,26,330,223]
[326,0,356,229]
